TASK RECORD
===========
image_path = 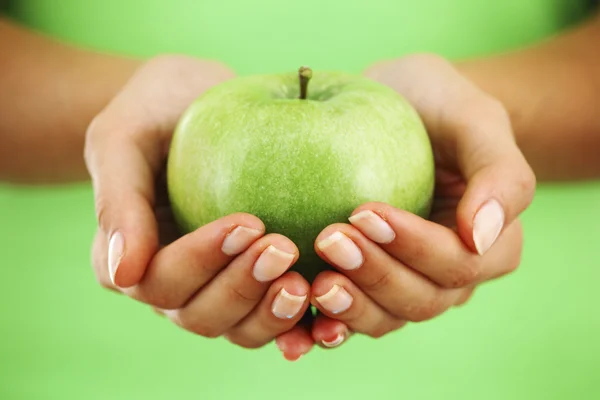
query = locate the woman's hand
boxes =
[85,55,311,348]
[276,54,536,359]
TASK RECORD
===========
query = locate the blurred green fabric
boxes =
[1,1,599,399]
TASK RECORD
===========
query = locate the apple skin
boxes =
[167,70,435,282]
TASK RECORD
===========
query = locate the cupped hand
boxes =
[85,55,311,348]
[275,54,536,359]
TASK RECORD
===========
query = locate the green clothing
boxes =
[1,1,599,399]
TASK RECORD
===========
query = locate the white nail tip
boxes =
[473,199,505,255]
[108,232,124,286]
[322,333,345,348]
[265,245,295,260]
[315,285,353,314]
[253,245,296,282]
[348,210,396,244]
[221,226,263,256]
[316,232,363,271]
[316,231,346,250]
[272,289,307,319]
[316,284,342,302]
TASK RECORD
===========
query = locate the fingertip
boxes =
[310,272,355,316]
[216,213,267,256]
[223,212,266,234]
[350,201,393,218]
[111,229,159,288]
[310,270,343,297]
[457,195,506,255]
[348,208,396,245]
[313,223,356,255]
[259,233,300,261]
[279,271,311,291]
[269,273,311,321]
[275,326,314,361]
[312,315,350,349]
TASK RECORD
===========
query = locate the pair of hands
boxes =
[84,54,535,361]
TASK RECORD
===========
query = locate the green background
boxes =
[2,1,600,399]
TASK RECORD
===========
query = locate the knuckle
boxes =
[369,319,406,338]
[94,195,111,233]
[226,285,262,304]
[411,241,428,259]
[181,319,223,339]
[194,261,223,277]
[368,325,392,339]
[361,270,393,293]
[482,97,510,121]
[453,96,508,134]
[518,168,537,206]
[137,291,182,310]
[404,299,445,322]
[224,333,265,349]
[445,258,482,288]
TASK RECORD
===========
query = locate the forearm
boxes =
[458,12,600,181]
[0,17,141,183]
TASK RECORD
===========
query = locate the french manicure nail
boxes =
[473,199,505,255]
[322,333,345,348]
[253,245,295,282]
[316,231,363,270]
[272,288,307,319]
[348,210,396,244]
[222,226,263,256]
[315,285,353,314]
[108,231,124,286]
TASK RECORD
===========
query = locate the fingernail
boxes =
[322,332,345,348]
[348,210,395,244]
[253,245,295,282]
[473,199,505,255]
[222,226,263,256]
[108,231,124,286]
[316,231,363,270]
[315,285,353,314]
[272,288,307,319]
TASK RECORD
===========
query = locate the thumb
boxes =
[452,103,536,255]
[85,120,161,288]
[363,55,535,255]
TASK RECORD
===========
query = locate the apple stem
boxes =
[298,66,312,100]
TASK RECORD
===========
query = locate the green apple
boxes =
[167,67,435,282]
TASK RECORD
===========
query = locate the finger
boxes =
[315,224,467,321]
[348,202,523,288]
[311,314,352,349]
[365,55,536,255]
[85,121,162,288]
[162,235,299,336]
[274,311,315,361]
[311,271,406,337]
[129,213,266,309]
[224,272,310,348]
[448,99,535,255]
